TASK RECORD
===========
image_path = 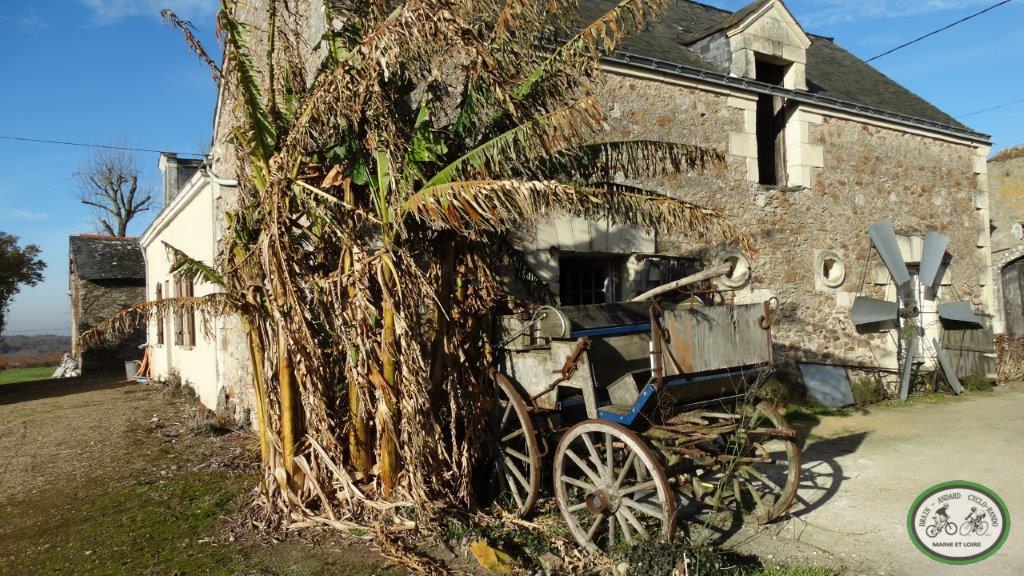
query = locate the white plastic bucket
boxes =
[125,360,141,380]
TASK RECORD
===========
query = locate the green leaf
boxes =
[163,242,226,288]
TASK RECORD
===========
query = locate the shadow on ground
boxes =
[687,412,868,547]
[0,373,129,406]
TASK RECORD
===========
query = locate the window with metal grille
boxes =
[559,258,612,305]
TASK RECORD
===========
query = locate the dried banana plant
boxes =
[112,0,752,535]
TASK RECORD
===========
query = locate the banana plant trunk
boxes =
[344,184,375,476]
[278,328,301,476]
[378,260,401,497]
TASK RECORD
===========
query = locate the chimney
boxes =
[159,152,181,205]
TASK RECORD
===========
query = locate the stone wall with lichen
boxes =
[72,278,145,374]
[591,73,987,375]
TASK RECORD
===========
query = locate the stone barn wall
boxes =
[73,278,146,373]
[580,71,990,376]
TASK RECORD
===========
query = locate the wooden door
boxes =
[1002,259,1024,338]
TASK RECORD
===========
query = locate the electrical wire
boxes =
[866,0,1015,62]
[0,135,203,157]
[957,97,1024,119]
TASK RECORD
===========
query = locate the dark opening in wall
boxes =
[756,58,789,186]
[560,257,613,305]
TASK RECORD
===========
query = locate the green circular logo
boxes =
[907,481,1010,565]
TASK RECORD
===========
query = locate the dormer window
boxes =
[755,56,790,186]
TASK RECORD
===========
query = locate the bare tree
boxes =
[75,147,154,237]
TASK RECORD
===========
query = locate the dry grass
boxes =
[991,145,1024,163]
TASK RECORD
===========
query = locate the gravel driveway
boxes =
[725,383,1024,576]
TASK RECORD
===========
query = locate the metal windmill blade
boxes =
[919,231,949,288]
[853,220,916,401]
[852,221,982,400]
[920,232,983,328]
[868,219,911,286]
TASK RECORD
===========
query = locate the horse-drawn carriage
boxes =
[489,298,800,554]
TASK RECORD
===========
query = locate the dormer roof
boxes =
[682,0,810,49]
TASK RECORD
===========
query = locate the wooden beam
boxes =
[631,263,733,302]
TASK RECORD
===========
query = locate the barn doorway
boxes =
[1002,258,1024,338]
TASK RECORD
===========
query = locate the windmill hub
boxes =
[898,306,920,319]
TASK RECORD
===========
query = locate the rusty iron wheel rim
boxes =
[491,373,541,516]
[699,401,801,524]
[553,420,676,555]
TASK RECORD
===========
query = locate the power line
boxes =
[0,135,204,157]
[866,0,1015,62]
[958,97,1024,119]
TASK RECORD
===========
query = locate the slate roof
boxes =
[69,235,145,281]
[578,0,972,132]
[681,0,774,44]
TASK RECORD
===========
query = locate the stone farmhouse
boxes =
[143,0,996,414]
[69,234,145,373]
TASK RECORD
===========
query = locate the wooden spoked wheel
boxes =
[554,420,675,554]
[702,401,800,524]
[491,373,541,516]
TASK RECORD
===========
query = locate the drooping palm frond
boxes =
[281,0,497,160]
[219,0,276,164]
[78,294,232,348]
[491,0,580,44]
[161,9,222,84]
[573,140,725,180]
[423,96,605,187]
[403,179,751,250]
[516,0,667,98]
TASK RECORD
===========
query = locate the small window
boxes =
[560,258,612,306]
[718,254,752,289]
[821,257,846,288]
[155,283,164,345]
[755,58,789,186]
[815,251,847,289]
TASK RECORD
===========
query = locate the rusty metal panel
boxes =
[662,304,770,374]
[504,348,559,410]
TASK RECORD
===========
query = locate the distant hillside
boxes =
[0,334,71,358]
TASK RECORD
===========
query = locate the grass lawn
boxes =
[0,382,399,576]
[0,366,56,385]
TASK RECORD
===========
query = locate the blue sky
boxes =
[1,0,1022,336]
